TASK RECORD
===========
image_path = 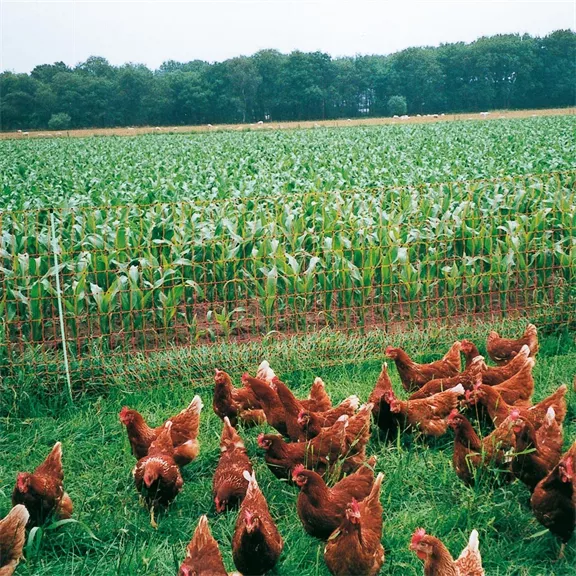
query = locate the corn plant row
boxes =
[1,172,574,364]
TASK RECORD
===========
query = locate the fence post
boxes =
[50,210,73,403]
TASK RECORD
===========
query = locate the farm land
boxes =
[0,114,575,575]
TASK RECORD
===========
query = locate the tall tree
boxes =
[1,29,574,131]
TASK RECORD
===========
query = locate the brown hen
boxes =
[486,323,538,365]
[133,421,183,527]
[368,363,399,438]
[410,528,485,576]
[531,441,575,558]
[304,377,333,412]
[466,383,567,428]
[119,395,203,466]
[324,472,385,576]
[12,442,73,527]
[296,395,359,440]
[447,410,515,487]
[409,357,483,400]
[178,515,227,576]
[474,356,535,406]
[258,362,332,411]
[257,414,363,481]
[232,471,283,575]
[273,376,357,441]
[510,407,564,491]
[243,373,288,435]
[0,505,29,576]
[213,417,253,513]
[385,341,461,392]
[294,456,376,539]
[385,384,465,437]
[213,369,265,427]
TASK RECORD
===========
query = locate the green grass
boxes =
[1,326,575,575]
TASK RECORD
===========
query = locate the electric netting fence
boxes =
[1,171,575,388]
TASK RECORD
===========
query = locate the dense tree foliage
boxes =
[1,31,574,130]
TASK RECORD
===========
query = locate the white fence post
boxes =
[50,210,73,402]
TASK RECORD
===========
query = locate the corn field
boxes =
[1,170,575,386]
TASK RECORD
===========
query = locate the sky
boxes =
[0,0,574,73]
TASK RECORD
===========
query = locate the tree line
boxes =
[1,30,574,131]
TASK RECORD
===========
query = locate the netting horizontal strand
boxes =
[0,170,575,389]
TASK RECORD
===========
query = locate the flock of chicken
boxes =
[1,323,574,575]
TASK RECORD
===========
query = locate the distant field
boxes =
[0,107,573,140]
[1,115,575,209]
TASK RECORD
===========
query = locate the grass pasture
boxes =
[0,327,575,575]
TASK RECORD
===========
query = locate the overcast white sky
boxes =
[0,0,574,73]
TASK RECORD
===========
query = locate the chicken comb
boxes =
[241,372,250,383]
[256,433,266,447]
[411,528,427,546]
[384,345,395,355]
[349,498,361,514]
[559,455,573,484]
[292,464,306,479]
[448,408,460,420]
[16,472,29,493]
[119,406,131,421]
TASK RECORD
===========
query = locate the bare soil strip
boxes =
[2,107,574,140]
